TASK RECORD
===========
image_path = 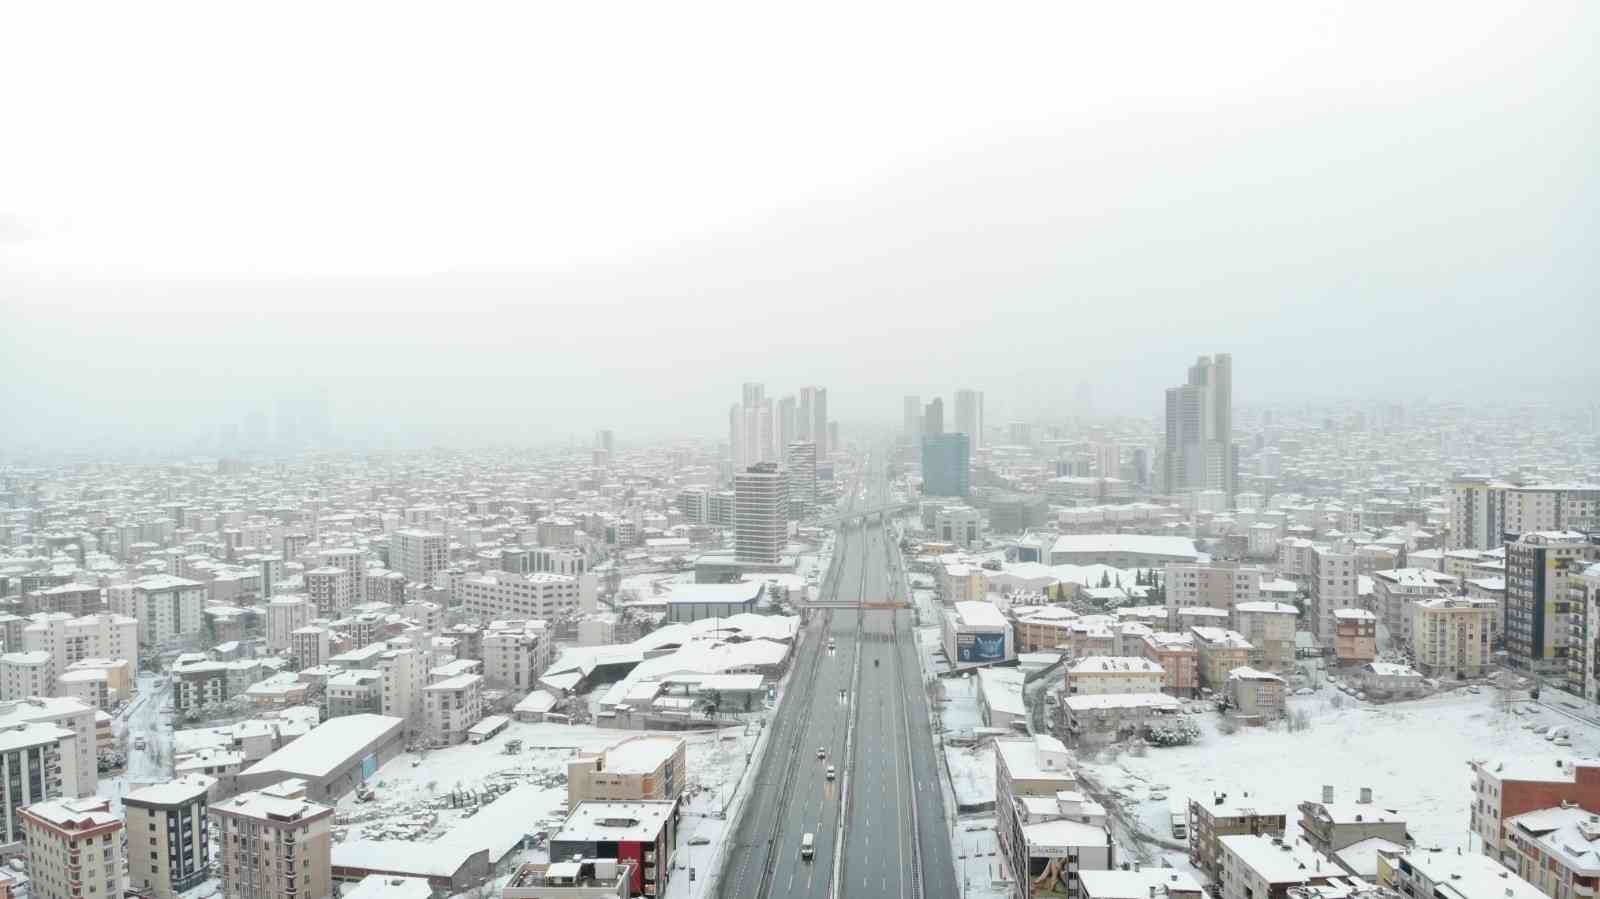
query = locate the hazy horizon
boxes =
[4,1,1597,451]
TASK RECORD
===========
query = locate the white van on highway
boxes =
[801,833,815,860]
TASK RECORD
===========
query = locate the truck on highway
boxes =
[801,833,815,860]
[1170,796,1187,839]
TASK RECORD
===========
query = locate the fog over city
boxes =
[5,6,1600,899]
[4,1,1598,452]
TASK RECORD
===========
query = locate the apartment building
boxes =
[20,612,139,687]
[1013,607,1079,653]
[20,797,123,899]
[305,567,357,619]
[1501,805,1600,899]
[1333,610,1377,664]
[1298,788,1411,857]
[0,652,50,701]
[266,596,316,651]
[21,584,101,618]
[460,572,589,621]
[0,697,97,798]
[1505,533,1597,675]
[1231,602,1297,671]
[482,621,554,691]
[996,734,1111,899]
[124,776,214,898]
[1311,548,1357,646]
[1370,569,1457,650]
[392,529,448,586]
[423,673,483,745]
[1141,632,1201,697]
[1225,668,1286,723]
[567,736,687,805]
[290,626,331,670]
[1470,758,1600,858]
[1378,848,1545,899]
[1065,657,1165,695]
[1191,628,1255,691]
[1410,597,1493,678]
[0,723,77,850]
[1164,564,1261,615]
[1218,833,1337,899]
[211,779,333,899]
[109,574,205,646]
[1577,564,1600,703]
[1188,792,1288,883]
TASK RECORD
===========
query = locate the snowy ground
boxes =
[940,672,985,737]
[100,673,173,815]
[951,817,1014,899]
[946,744,996,808]
[332,720,762,858]
[1077,685,1589,854]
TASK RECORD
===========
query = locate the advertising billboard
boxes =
[956,631,1006,663]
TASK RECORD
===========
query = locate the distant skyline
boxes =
[3,2,1597,451]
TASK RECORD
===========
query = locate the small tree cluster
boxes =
[1142,718,1201,747]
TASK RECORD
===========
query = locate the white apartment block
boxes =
[265,596,315,651]
[0,723,78,849]
[1230,602,1298,671]
[290,627,331,670]
[460,571,589,621]
[1164,564,1262,615]
[0,652,52,701]
[109,575,205,646]
[482,621,554,691]
[1065,657,1165,695]
[21,797,123,899]
[392,529,448,586]
[306,566,357,618]
[423,672,484,746]
[1310,547,1356,646]
[1450,478,1600,551]
[21,612,139,687]
[0,697,96,797]
[1411,597,1494,678]
[211,779,333,899]
[378,645,428,734]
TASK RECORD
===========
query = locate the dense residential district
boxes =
[1,367,1600,899]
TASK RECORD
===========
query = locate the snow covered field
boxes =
[331,720,761,857]
[1078,686,1590,853]
[946,744,996,808]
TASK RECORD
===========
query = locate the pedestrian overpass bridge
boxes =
[800,500,916,529]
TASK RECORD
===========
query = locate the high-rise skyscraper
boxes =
[954,389,984,448]
[785,441,817,520]
[923,397,945,435]
[921,433,970,497]
[735,462,787,564]
[811,387,828,456]
[778,395,797,453]
[731,383,775,469]
[1162,354,1235,500]
[594,429,614,457]
[902,395,922,439]
[797,387,813,442]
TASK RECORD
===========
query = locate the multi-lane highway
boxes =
[718,458,955,898]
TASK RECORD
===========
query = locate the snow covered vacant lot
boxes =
[331,720,760,850]
[1080,687,1591,852]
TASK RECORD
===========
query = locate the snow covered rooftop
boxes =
[241,714,403,781]
[1220,833,1335,883]
[125,775,214,807]
[555,800,676,843]
[601,736,683,774]
[1068,656,1163,675]
[1063,693,1183,712]
[1049,534,1199,559]
[952,600,1007,628]
[1080,869,1203,899]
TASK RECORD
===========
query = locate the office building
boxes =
[393,529,447,586]
[1162,353,1235,500]
[460,571,592,621]
[211,779,333,899]
[734,463,787,564]
[921,433,971,498]
[805,386,828,457]
[903,395,922,439]
[785,441,817,521]
[955,388,985,449]
[924,397,945,435]
[777,395,796,453]
[21,797,123,899]
[124,776,215,898]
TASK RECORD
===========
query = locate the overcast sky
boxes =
[3,2,1596,451]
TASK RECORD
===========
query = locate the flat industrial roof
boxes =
[241,714,403,781]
